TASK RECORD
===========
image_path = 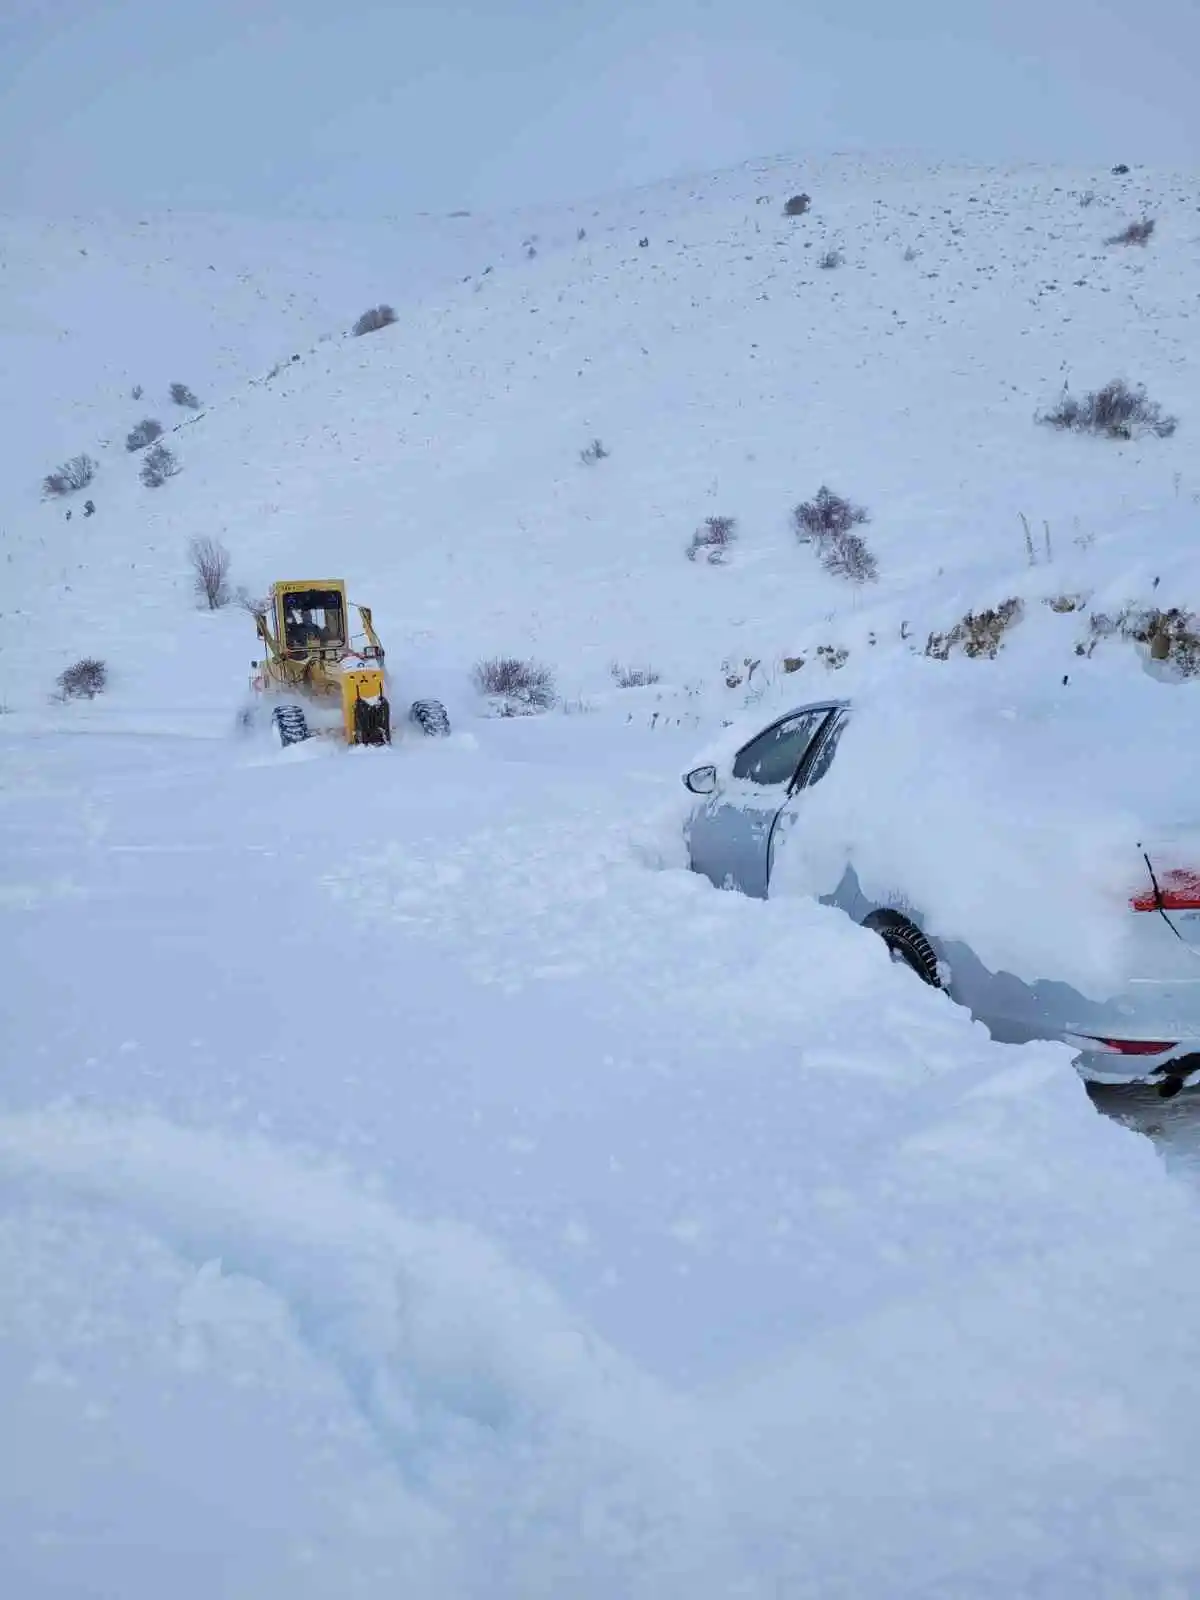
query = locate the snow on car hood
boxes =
[763,651,1200,999]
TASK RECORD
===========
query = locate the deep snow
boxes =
[3,150,1200,1596]
[4,718,1200,1597]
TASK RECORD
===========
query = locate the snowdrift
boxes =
[762,650,1200,996]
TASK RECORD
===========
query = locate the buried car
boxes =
[682,695,1200,1097]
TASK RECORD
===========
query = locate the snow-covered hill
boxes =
[3,153,1197,718]
[4,154,1200,1598]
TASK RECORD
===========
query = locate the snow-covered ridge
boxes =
[2,153,1196,717]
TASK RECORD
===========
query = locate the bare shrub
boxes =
[352,304,397,336]
[902,245,919,262]
[817,248,844,270]
[1078,191,1096,208]
[610,662,661,688]
[131,384,144,400]
[170,382,200,409]
[42,454,96,497]
[926,598,1023,660]
[1038,379,1177,440]
[686,514,738,563]
[793,486,870,542]
[56,658,107,700]
[1084,605,1200,677]
[783,194,811,217]
[820,530,878,583]
[235,587,268,620]
[140,442,181,487]
[126,417,164,452]
[473,656,556,712]
[579,437,610,465]
[188,536,231,609]
[1106,217,1155,246]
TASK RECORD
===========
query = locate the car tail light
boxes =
[1081,1035,1179,1056]
[1130,868,1200,912]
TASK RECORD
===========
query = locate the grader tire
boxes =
[272,704,310,747]
[410,699,451,738]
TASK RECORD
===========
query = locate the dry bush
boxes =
[188,535,231,609]
[235,587,268,620]
[926,598,1023,660]
[1078,191,1096,208]
[131,384,144,400]
[783,194,811,217]
[579,437,609,465]
[820,530,878,583]
[686,514,738,563]
[1038,379,1177,440]
[902,245,919,262]
[140,443,181,487]
[473,656,556,711]
[352,304,397,336]
[818,248,844,270]
[610,662,661,688]
[126,417,164,452]
[793,486,870,542]
[1106,217,1155,246]
[170,382,200,409]
[56,658,107,700]
[1083,605,1200,677]
[42,454,97,497]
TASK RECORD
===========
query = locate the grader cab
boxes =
[247,579,449,747]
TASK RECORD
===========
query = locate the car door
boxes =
[686,706,835,898]
[766,707,855,899]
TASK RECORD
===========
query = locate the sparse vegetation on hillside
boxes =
[1083,605,1200,678]
[820,530,878,583]
[42,454,96,498]
[125,417,164,452]
[793,487,870,542]
[352,304,397,336]
[170,382,201,409]
[1038,379,1177,440]
[140,443,181,487]
[188,536,231,609]
[610,663,661,688]
[686,515,738,564]
[1106,217,1155,246]
[55,658,107,700]
[473,656,556,712]
[926,599,1023,660]
[793,488,877,583]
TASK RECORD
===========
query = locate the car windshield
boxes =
[282,590,345,651]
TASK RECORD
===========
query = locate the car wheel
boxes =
[862,909,943,988]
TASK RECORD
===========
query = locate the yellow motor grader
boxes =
[245,579,449,746]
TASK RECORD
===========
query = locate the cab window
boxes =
[281,590,346,651]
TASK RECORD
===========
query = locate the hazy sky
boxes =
[1,0,1196,218]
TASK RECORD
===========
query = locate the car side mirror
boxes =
[683,763,718,796]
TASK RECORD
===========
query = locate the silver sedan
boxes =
[682,698,1200,1097]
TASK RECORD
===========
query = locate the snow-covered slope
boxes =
[4,154,1200,1598]
[3,153,1197,717]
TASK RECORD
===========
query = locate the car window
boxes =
[731,709,828,787]
[798,711,849,789]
